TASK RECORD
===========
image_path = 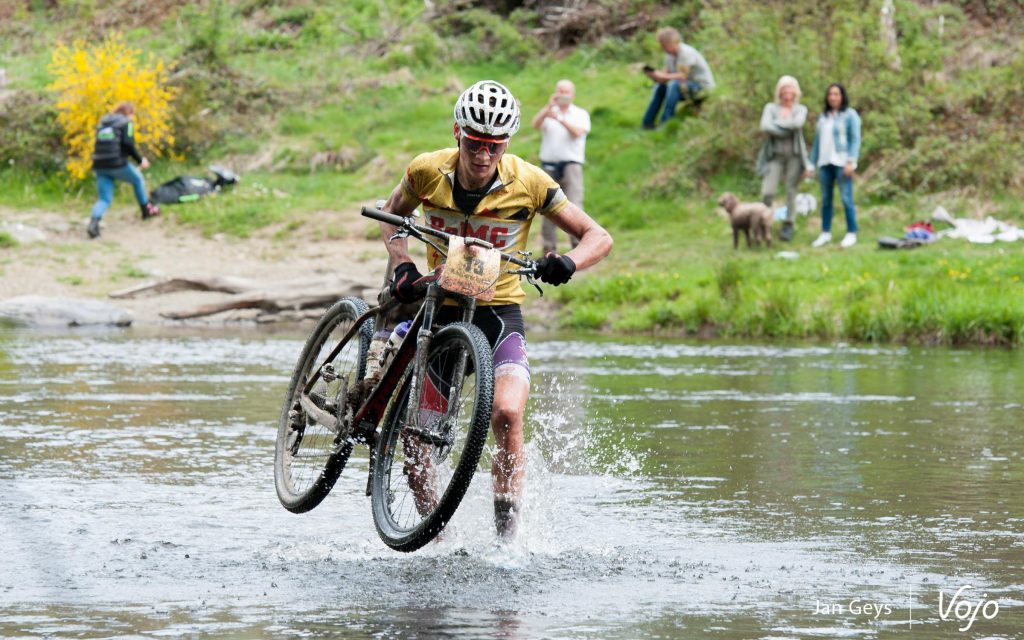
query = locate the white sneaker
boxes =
[840,233,857,248]
[811,232,832,248]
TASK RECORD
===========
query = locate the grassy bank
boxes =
[1,1,1023,344]
[559,235,1024,346]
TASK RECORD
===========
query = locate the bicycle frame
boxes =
[293,205,539,497]
[293,278,479,495]
[350,282,476,446]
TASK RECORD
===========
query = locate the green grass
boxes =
[3,1,1023,345]
[557,238,1024,346]
[57,275,84,286]
[0,232,18,248]
[115,260,149,280]
[0,168,79,208]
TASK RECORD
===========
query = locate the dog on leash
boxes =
[716,192,773,249]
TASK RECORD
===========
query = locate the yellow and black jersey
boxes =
[401,148,569,306]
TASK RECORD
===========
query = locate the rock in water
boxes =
[0,296,133,327]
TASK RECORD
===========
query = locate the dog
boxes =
[716,192,773,249]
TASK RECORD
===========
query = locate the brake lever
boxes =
[526,273,543,297]
[388,228,410,243]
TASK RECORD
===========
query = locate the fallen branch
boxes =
[110,276,257,299]
[160,285,363,320]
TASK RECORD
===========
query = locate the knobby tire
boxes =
[274,297,372,513]
[370,322,494,552]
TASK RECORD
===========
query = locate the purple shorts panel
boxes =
[494,331,530,372]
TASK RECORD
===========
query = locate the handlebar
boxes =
[360,206,406,228]
[361,206,536,270]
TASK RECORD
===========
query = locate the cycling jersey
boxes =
[401,148,569,306]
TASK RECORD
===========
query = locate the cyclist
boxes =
[376,80,613,539]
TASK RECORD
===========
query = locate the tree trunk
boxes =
[881,0,902,71]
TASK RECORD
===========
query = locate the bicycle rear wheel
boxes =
[371,322,494,552]
[275,297,372,513]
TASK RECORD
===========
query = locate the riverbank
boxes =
[0,203,389,325]
[3,196,1022,345]
[560,203,1024,347]
[2,1,1022,343]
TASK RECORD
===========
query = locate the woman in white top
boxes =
[807,83,862,248]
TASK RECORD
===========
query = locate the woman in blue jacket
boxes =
[806,83,861,248]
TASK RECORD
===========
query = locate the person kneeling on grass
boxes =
[641,27,715,128]
[87,101,160,239]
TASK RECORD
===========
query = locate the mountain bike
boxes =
[273,206,540,552]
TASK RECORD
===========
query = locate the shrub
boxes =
[181,0,234,65]
[0,91,64,173]
[438,8,539,65]
[48,32,177,180]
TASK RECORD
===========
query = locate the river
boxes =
[0,327,1021,638]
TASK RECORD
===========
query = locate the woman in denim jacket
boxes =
[807,83,861,248]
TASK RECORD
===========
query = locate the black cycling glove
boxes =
[391,261,423,303]
[535,254,577,286]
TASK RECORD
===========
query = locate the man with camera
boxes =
[642,27,715,128]
[531,79,591,255]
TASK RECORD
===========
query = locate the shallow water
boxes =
[0,328,1021,638]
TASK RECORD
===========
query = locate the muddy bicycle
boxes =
[273,206,541,552]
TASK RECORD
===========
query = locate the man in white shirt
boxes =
[531,79,591,255]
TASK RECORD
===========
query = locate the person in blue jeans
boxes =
[807,83,861,248]
[87,101,160,239]
[642,27,715,128]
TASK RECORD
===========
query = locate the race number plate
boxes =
[438,236,501,301]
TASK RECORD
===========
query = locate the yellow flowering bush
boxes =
[48,33,176,180]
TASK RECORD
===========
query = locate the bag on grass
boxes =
[150,166,239,205]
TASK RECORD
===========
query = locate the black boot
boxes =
[141,202,161,220]
[494,497,519,540]
[780,221,794,242]
[87,217,101,239]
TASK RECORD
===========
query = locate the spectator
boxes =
[807,83,861,248]
[531,79,591,254]
[87,101,159,239]
[757,75,812,242]
[642,27,715,128]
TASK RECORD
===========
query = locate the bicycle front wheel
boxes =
[371,322,494,552]
[275,296,372,513]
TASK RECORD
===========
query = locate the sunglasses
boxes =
[460,132,508,156]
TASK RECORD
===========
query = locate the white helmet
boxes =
[453,80,520,138]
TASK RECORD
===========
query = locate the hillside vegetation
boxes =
[1,0,1023,344]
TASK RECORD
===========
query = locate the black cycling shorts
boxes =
[435,304,530,382]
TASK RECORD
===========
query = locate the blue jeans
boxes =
[818,164,857,233]
[642,80,704,127]
[91,164,148,220]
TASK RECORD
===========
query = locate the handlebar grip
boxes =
[361,206,406,227]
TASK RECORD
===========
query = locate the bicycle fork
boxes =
[403,289,475,456]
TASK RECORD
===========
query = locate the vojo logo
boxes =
[938,585,999,632]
